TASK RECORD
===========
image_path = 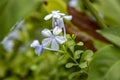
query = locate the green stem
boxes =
[58,50,65,54]
[82,0,107,29]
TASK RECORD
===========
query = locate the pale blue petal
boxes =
[42,38,52,47]
[41,29,52,37]
[35,45,44,56]
[30,40,39,48]
[51,39,59,50]
[52,17,56,28]
[64,15,72,20]
[44,14,52,20]
[52,11,61,18]
[57,18,64,28]
[55,36,67,44]
[53,14,61,18]
[53,27,62,35]
[63,26,66,37]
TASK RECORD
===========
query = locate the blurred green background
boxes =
[1,0,120,80]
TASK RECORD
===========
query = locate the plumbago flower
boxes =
[30,40,44,56]
[44,10,72,21]
[44,10,72,29]
[44,10,72,38]
[41,27,66,51]
[31,27,66,55]
[31,10,72,55]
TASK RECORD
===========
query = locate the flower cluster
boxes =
[31,10,72,55]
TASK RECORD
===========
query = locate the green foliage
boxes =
[0,0,39,41]
[65,63,75,68]
[92,0,120,26]
[74,50,83,59]
[98,27,120,48]
[81,50,93,62]
[62,35,94,80]
[65,34,76,53]
[79,62,88,69]
[0,50,72,80]
[1,0,120,80]
[88,45,120,80]
[77,42,84,46]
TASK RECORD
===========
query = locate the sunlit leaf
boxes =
[77,42,84,46]
[43,0,66,13]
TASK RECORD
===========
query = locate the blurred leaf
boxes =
[0,0,39,41]
[93,0,120,26]
[66,40,75,53]
[74,50,83,59]
[77,42,84,46]
[98,27,120,48]
[79,62,87,69]
[81,50,93,61]
[65,63,75,68]
[4,76,19,80]
[43,0,66,13]
[0,60,7,77]
[88,45,120,80]
[68,72,79,80]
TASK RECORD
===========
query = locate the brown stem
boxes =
[67,6,110,43]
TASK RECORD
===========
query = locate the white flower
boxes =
[30,40,44,56]
[41,27,67,50]
[44,10,72,20]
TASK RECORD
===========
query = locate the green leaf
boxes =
[81,50,93,61]
[66,40,76,53]
[79,62,88,69]
[98,27,120,48]
[0,0,39,41]
[88,45,120,80]
[68,72,79,80]
[74,50,83,59]
[65,63,75,68]
[76,42,84,46]
[92,0,120,26]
